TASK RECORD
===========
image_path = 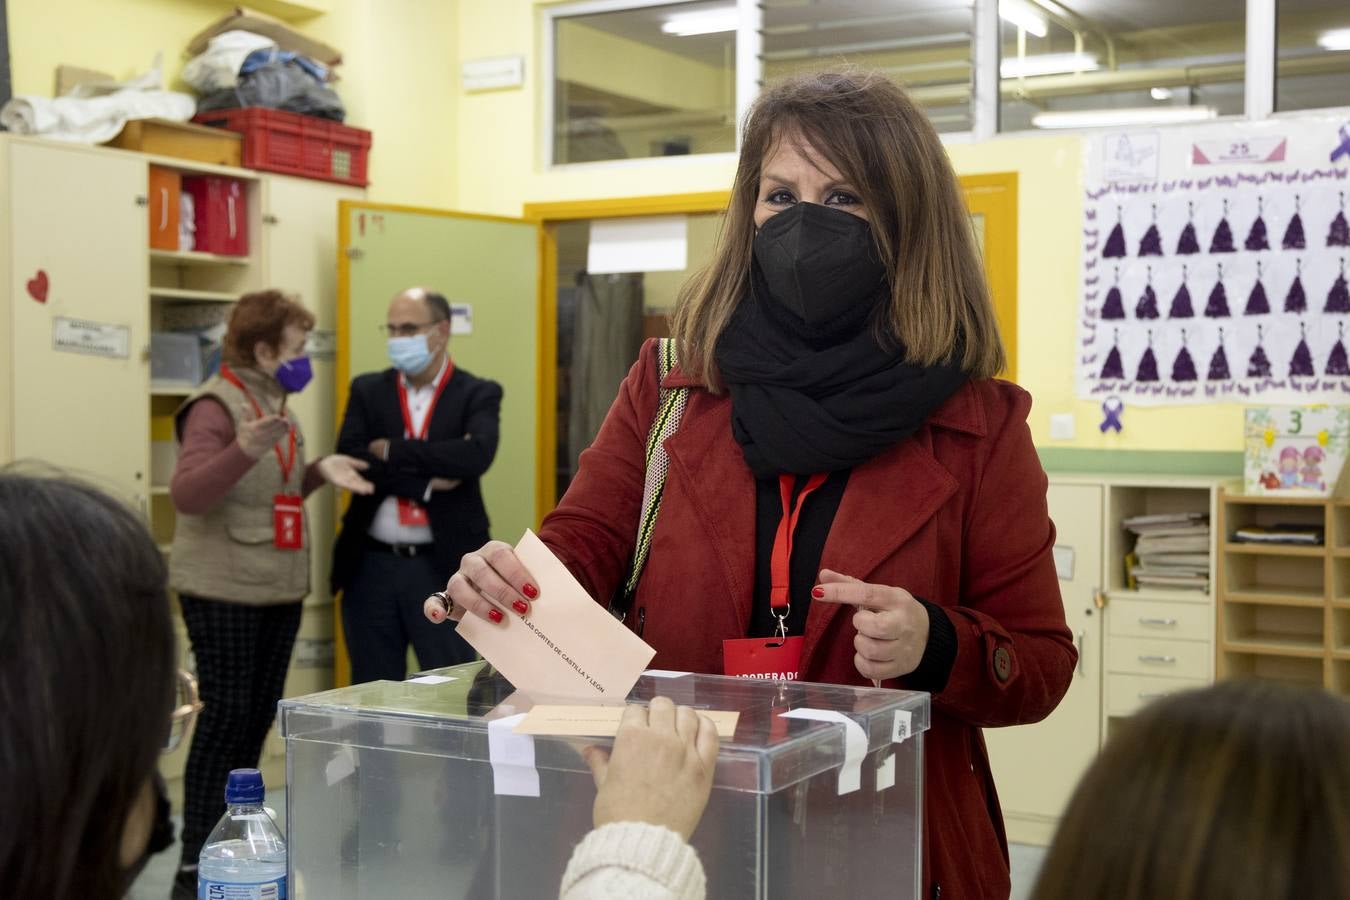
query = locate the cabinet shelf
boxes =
[1225,586,1325,606]
[150,249,252,267]
[1224,589,1325,608]
[1223,493,1330,507]
[1221,637,1325,658]
[151,380,198,397]
[150,287,239,303]
[1223,542,1325,558]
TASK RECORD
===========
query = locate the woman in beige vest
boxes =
[166,290,372,895]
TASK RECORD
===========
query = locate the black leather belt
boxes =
[366,536,433,559]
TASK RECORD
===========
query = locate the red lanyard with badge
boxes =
[395,361,454,526]
[220,364,303,551]
[723,473,828,681]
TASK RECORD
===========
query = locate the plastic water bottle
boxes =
[198,769,287,899]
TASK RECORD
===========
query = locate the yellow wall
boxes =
[946,135,1244,452]
[6,0,457,208]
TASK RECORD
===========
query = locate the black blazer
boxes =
[331,365,503,592]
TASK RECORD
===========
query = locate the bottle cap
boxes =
[224,768,265,805]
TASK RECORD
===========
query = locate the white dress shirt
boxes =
[367,357,449,546]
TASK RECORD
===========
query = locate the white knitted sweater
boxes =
[559,822,706,900]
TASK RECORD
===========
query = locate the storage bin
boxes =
[281,662,929,899]
[193,108,371,187]
[106,117,243,168]
[147,166,181,250]
[150,332,214,386]
[181,175,249,256]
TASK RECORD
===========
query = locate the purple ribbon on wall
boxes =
[1100,397,1125,433]
[1333,123,1350,164]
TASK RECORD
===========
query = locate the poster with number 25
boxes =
[1243,406,1349,496]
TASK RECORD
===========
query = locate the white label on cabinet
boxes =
[293,637,334,668]
[305,329,337,360]
[1053,545,1076,581]
[53,317,129,359]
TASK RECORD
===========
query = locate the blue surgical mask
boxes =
[388,335,434,375]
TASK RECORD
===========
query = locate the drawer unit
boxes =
[1106,672,1208,718]
[1107,635,1211,680]
[1108,598,1211,642]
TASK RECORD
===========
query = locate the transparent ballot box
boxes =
[280,662,930,899]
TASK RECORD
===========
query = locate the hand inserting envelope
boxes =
[454,530,657,703]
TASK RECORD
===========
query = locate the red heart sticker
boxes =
[26,270,49,303]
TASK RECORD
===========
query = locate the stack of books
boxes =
[1232,524,1324,545]
[1123,513,1211,592]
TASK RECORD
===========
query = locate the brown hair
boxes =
[0,470,176,897]
[1033,680,1350,900]
[671,70,1004,388]
[223,289,316,366]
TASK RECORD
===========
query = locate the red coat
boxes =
[541,339,1076,899]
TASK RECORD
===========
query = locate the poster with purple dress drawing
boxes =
[1079,117,1350,405]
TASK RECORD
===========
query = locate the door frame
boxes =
[521,192,730,520]
[959,172,1019,380]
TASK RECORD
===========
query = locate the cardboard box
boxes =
[107,118,243,168]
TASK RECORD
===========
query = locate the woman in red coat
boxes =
[430,71,1075,898]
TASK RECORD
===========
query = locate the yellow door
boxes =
[9,141,149,503]
[984,481,1103,845]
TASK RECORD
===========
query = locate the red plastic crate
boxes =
[193,108,371,187]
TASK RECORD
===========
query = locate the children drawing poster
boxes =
[1244,406,1348,497]
[1079,116,1350,405]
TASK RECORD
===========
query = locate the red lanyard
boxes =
[220,364,296,482]
[769,473,828,635]
[396,360,454,440]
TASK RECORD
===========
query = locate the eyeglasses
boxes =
[380,321,445,338]
[164,668,204,755]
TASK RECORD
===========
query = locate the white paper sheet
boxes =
[487,713,540,797]
[587,215,688,274]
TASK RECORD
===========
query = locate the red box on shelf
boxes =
[193,108,371,187]
[183,175,249,256]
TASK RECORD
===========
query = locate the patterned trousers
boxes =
[177,594,303,867]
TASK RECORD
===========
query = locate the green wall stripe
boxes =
[1037,448,1243,476]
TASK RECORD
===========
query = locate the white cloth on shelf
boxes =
[0,89,195,143]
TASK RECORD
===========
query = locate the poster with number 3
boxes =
[1243,406,1349,496]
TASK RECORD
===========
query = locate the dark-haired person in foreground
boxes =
[333,286,504,683]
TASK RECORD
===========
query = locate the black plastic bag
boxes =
[197,58,345,122]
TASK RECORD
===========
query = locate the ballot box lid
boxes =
[280,661,929,794]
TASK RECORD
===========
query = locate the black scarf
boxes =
[715,265,968,478]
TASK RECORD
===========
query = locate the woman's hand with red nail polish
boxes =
[811,569,928,682]
[428,540,540,626]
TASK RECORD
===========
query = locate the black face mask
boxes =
[751,202,889,332]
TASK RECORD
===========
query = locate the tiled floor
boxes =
[131,794,1046,900]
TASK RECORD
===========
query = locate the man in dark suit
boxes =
[333,287,502,682]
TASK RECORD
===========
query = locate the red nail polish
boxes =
[812,587,825,599]
[488,609,504,623]
[512,600,529,614]
[522,583,539,600]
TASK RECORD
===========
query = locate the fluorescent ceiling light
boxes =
[1001,52,1098,78]
[661,8,738,37]
[1318,28,1350,51]
[999,0,1047,38]
[1033,106,1218,129]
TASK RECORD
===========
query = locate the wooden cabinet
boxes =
[985,482,1103,846]
[1217,492,1350,697]
[3,140,150,505]
[985,474,1229,845]
[0,134,363,799]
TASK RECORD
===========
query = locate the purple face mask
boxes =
[275,355,313,393]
